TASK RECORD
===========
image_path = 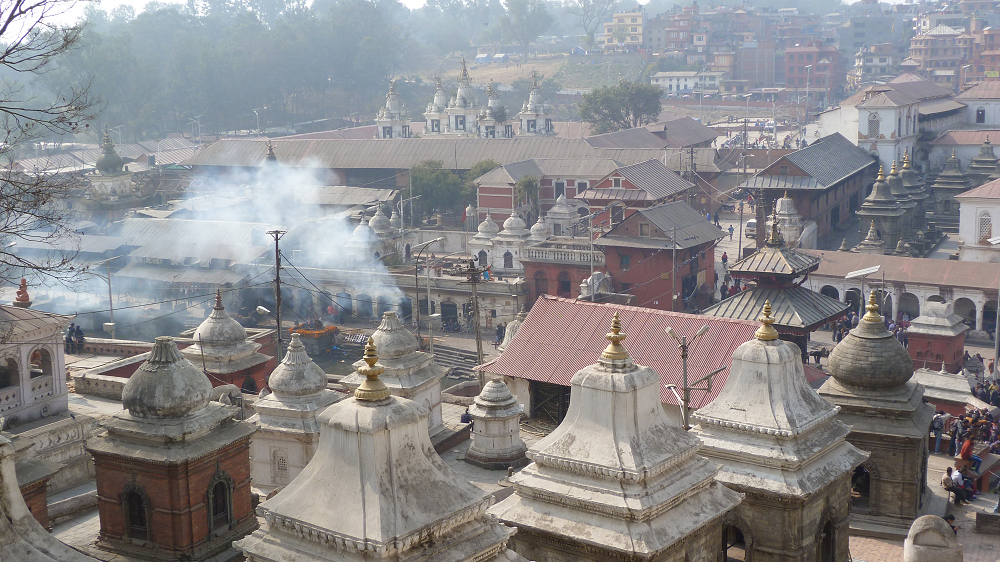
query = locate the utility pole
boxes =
[460,260,486,386]
[671,226,677,312]
[267,230,286,362]
[665,325,719,430]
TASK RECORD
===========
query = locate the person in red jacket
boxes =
[960,436,982,473]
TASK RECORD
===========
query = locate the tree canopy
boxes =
[578,80,663,134]
[410,160,465,222]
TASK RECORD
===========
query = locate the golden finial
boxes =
[903,149,911,169]
[876,165,885,181]
[601,312,629,361]
[952,148,958,159]
[862,291,881,322]
[755,301,779,341]
[355,337,390,402]
[783,190,789,199]
[890,160,898,175]
[987,133,991,145]
[767,210,783,246]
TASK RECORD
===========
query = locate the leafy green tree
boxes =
[501,73,561,111]
[500,0,552,59]
[578,80,662,134]
[514,175,540,225]
[464,158,500,204]
[411,160,465,221]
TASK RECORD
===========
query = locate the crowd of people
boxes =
[934,407,1000,513]
[830,310,909,348]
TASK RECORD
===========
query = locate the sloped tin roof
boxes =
[701,285,849,333]
[476,296,759,408]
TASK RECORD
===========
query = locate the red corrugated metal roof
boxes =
[477,296,759,408]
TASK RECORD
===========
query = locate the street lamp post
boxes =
[425,250,466,354]
[252,108,262,134]
[413,237,444,346]
[804,65,813,125]
[664,324,717,430]
[86,255,123,339]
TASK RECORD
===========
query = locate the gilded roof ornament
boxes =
[902,149,911,169]
[355,336,390,402]
[862,290,881,322]
[876,165,885,181]
[889,160,898,176]
[755,301,779,341]
[601,312,629,362]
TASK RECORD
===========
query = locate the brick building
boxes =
[739,133,877,244]
[785,42,845,106]
[520,236,604,303]
[595,201,723,312]
[575,159,696,229]
[87,337,256,561]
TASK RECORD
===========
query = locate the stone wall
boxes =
[77,338,153,358]
[10,414,96,494]
[72,372,131,400]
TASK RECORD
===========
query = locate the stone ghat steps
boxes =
[429,344,482,379]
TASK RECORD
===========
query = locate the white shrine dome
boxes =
[122,337,212,419]
[503,211,527,232]
[370,205,391,233]
[370,311,419,359]
[268,333,328,397]
[477,211,500,236]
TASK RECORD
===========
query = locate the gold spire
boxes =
[766,210,783,246]
[354,337,390,402]
[902,149,911,169]
[876,165,885,181]
[755,301,779,341]
[952,148,958,159]
[862,291,881,322]
[600,312,629,361]
[889,160,898,175]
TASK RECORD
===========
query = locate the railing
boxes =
[31,376,53,400]
[524,248,605,264]
[0,386,20,412]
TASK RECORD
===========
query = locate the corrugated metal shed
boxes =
[918,99,966,116]
[114,263,249,285]
[956,80,1000,100]
[646,116,719,149]
[585,128,668,149]
[781,133,876,188]
[701,285,849,333]
[14,233,128,254]
[295,186,398,206]
[929,130,1000,146]
[477,296,759,408]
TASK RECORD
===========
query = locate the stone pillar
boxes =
[465,379,528,470]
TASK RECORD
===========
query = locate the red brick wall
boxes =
[908,332,966,373]
[93,435,254,557]
[522,261,593,303]
[603,242,715,311]
[20,480,49,530]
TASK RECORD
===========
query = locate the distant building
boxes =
[785,42,844,106]
[595,201,722,312]
[603,10,644,51]
[848,43,896,90]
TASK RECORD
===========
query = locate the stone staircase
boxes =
[927,213,960,234]
[429,344,482,379]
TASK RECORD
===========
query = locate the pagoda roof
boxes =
[701,285,849,334]
[726,244,821,278]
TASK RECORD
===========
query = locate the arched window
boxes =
[478,250,488,267]
[121,484,150,542]
[207,472,234,536]
[867,113,880,139]
[0,358,17,389]
[557,272,572,297]
[534,271,549,297]
[503,251,513,269]
[977,107,986,124]
[29,348,52,379]
[979,210,993,244]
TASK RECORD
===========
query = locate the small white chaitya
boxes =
[235,337,527,562]
[248,333,343,491]
[341,311,446,436]
[491,313,743,562]
[464,379,527,470]
[693,302,867,561]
